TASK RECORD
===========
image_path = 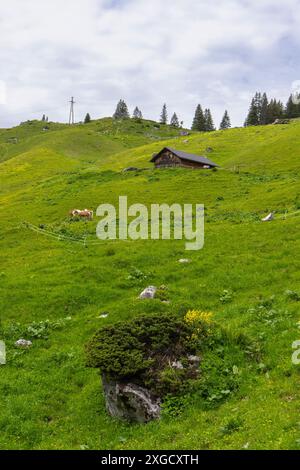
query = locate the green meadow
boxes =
[0,117,299,450]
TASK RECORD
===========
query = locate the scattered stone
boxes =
[187,355,201,368]
[262,212,274,222]
[15,339,32,348]
[171,360,184,369]
[102,375,161,423]
[99,312,109,319]
[178,258,191,263]
[183,139,189,143]
[123,167,140,172]
[273,119,290,125]
[139,286,157,299]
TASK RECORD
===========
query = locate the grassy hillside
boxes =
[0,117,299,450]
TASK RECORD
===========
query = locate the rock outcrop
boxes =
[102,375,161,423]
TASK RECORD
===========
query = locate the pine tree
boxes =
[84,113,91,124]
[267,99,284,123]
[219,110,231,129]
[260,93,269,125]
[191,104,205,131]
[244,92,261,126]
[204,108,215,131]
[133,106,143,119]
[41,114,46,121]
[160,104,168,125]
[113,99,130,119]
[285,94,300,119]
[170,112,180,128]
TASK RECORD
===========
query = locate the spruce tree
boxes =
[204,108,215,131]
[191,104,205,131]
[219,110,231,129]
[170,112,180,127]
[133,106,143,119]
[285,94,300,119]
[113,99,130,119]
[260,93,269,125]
[160,104,168,125]
[244,93,260,126]
[84,113,91,124]
[42,114,46,121]
[267,99,284,122]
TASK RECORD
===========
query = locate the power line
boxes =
[68,96,75,125]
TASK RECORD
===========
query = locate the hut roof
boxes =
[150,147,218,167]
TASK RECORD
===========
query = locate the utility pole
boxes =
[68,96,75,125]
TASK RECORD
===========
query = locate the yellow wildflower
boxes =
[184,310,213,324]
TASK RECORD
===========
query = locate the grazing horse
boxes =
[70,209,93,220]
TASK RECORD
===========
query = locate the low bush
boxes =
[86,310,253,403]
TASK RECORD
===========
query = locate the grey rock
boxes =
[99,313,109,319]
[15,339,32,348]
[102,375,161,423]
[187,355,201,368]
[171,360,184,369]
[139,286,157,299]
[261,212,274,222]
[273,119,290,125]
[123,167,140,172]
[178,258,191,263]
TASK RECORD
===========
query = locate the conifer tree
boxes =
[285,94,300,118]
[244,92,261,126]
[133,106,143,119]
[191,104,205,131]
[170,112,180,127]
[42,114,46,121]
[84,113,91,124]
[267,99,284,122]
[260,93,269,125]
[219,110,231,129]
[113,99,130,119]
[160,104,168,125]
[204,108,215,131]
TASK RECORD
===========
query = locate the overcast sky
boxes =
[0,0,300,128]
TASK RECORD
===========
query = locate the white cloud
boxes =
[0,0,299,127]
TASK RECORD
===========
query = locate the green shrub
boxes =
[86,312,209,396]
[86,311,252,403]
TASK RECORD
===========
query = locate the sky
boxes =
[0,0,300,128]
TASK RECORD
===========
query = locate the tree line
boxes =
[81,91,300,130]
[109,99,230,131]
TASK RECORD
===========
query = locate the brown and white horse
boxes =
[70,209,93,220]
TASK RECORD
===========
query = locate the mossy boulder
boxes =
[86,312,206,395]
[86,311,253,422]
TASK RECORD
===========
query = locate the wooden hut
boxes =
[150,147,218,169]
